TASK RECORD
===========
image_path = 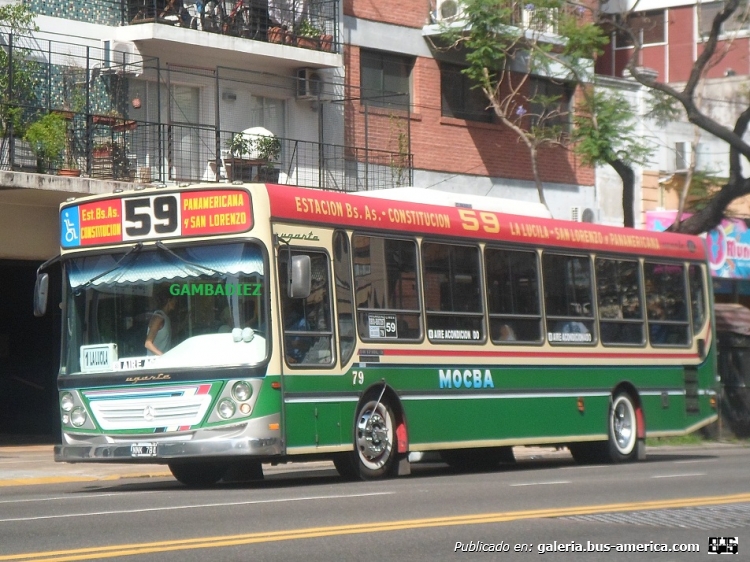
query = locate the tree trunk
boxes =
[607,158,635,228]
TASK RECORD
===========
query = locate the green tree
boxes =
[0,4,40,138]
[441,0,652,224]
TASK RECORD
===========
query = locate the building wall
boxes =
[344,4,596,216]
[598,4,749,82]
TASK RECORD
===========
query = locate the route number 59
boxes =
[458,209,500,234]
[123,195,180,240]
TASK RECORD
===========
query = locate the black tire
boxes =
[607,392,639,462]
[441,446,515,472]
[223,460,264,482]
[332,452,359,480]
[168,461,228,487]
[568,442,607,464]
[352,398,398,480]
[201,1,224,33]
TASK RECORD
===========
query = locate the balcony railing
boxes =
[0,31,409,191]
[2,110,412,191]
[25,0,339,54]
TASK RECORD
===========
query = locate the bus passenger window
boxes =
[595,257,644,346]
[279,250,335,366]
[485,248,542,343]
[644,261,689,346]
[689,264,707,332]
[333,231,356,364]
[353,235,422,342]
[422,242,483,344]
[543,253,595,344]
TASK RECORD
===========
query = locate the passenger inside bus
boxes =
[497,323,517,341]
[145,290,178,356]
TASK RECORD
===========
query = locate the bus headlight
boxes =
[232,381,252,402]
[217,398,236,419]
[60,393,75,412]
[70,407,87,427]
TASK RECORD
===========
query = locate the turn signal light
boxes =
[577,396,585,413]
[710,396,717,410]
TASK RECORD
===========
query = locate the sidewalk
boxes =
[0,445,573,487]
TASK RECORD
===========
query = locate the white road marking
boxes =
[651,473,706,479]
[509,481,571,487]
[0,491,393,523]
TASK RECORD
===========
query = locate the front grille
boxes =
[84,385,213,431]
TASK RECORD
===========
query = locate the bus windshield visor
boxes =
[62,242,266,375]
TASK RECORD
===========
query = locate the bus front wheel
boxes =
[168,461,228,487]
[351,398,397,480]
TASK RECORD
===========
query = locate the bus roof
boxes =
[268,184,707,261]
[350,187,553,218]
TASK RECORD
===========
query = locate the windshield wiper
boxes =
[74,242,143,295]
[155,240,227,278]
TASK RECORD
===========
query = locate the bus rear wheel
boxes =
[168,461,228,487]
[352,398,397,480]
[569,392,640,464]
[608,392,639,462]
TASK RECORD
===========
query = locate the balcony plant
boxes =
[24,112,67,173]
[251,135,281,182]
[226,133,250,158]
[295,19,322,49]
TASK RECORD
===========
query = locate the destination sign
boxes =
[268,185,705,261]
[61,189,252,248]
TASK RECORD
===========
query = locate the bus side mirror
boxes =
[34,272,49,317]
[288,255,311,299]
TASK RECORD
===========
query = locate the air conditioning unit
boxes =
[435,0,465,22]
[521,7,558,34]
[102,40,143,77]
[296,68,323,100]
[571,206,596,223]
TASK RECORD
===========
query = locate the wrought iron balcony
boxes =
[25,0,339,54]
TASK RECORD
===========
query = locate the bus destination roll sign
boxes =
[60,189,252,248]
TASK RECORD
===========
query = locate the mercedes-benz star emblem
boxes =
[143,405,155,421]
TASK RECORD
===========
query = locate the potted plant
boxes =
[251,135,281,182]
[93,139,114,158]
[24,112,67,173]
[295,19,322,49]
[93,109,123,126]
[226,133,250,159]
[267,25,287,44]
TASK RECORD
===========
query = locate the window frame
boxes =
[484,245,544,345]
[360,49,413,111]
[422,240,485,345]
[595,256,646,347]
[614,10,667,49]
[643,260,691,348]
[542,251,597,346]
[353,233,423,343]
[278,248,337,368]
[439,62,495,123]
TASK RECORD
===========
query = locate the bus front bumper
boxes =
[55,436,282,463]
[54,417,283,463]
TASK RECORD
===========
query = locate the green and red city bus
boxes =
[37,183,718,486]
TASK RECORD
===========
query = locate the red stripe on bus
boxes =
[267,185,706,260]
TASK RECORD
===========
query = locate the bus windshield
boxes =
[62,241,266,375]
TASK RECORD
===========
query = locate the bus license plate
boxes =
[131,443,158,457]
